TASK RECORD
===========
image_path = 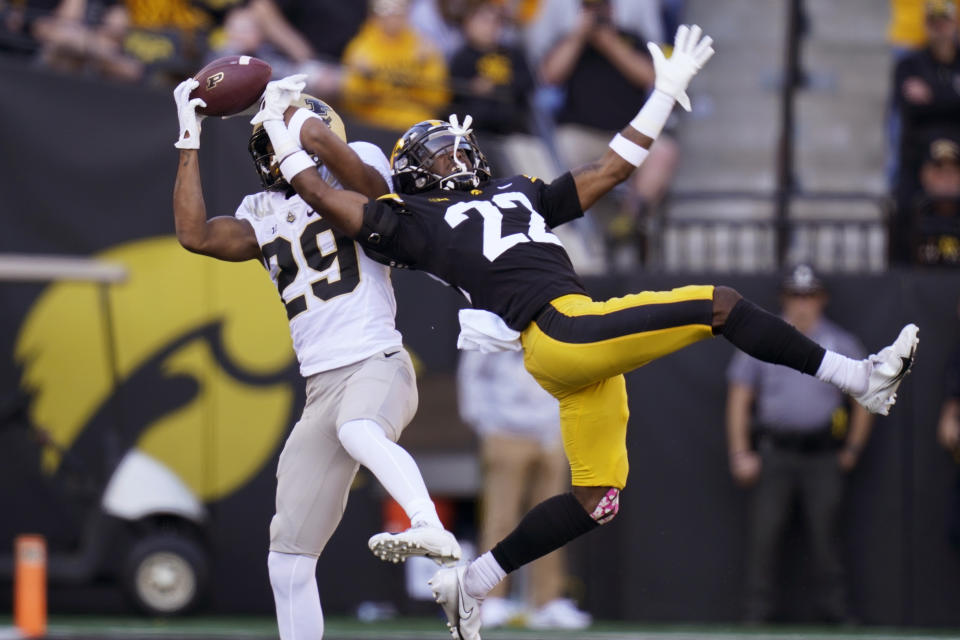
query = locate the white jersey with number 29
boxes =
[235,141,402,376]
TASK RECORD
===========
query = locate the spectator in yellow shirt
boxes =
[890,0,960,53]
[341,0,450,131]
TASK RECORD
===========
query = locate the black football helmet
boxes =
[390,115,492,194]
[248,94,347,192]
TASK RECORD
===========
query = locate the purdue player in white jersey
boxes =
[171,78,460,640]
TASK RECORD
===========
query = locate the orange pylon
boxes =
[14,535,46,638]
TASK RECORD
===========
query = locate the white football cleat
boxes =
[368,525,461,567]
[854,323,919,415]
[429,565,483,640]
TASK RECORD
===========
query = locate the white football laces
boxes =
[447,114,474,176]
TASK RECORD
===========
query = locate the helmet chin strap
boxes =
[440,114,479,190]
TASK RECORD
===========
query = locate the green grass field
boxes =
[2,616,960,640]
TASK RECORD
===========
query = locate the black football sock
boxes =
[720,298,825,376]
[490,493,599,573]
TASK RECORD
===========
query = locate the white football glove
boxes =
[250,73,308,126]
[173,78,206,150]
[647,24,715,112]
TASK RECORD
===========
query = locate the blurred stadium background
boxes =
[1,0,960,637]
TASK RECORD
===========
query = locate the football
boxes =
[190,55,272,117]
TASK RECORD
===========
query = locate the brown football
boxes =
[190,55,272,117]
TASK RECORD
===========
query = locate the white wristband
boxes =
[262,119,299,162]
[608,133,650,167]
[279,150,315,182]
[629,89,676,139]
[287,108,321,147]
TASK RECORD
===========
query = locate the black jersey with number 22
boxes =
[358,172,588,331]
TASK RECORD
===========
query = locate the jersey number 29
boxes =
[260,218,361,320]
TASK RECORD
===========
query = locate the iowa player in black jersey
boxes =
[254,25,919,640]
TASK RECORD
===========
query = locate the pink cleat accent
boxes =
[589,488,620,524]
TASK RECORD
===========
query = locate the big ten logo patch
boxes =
[15,237,297,502]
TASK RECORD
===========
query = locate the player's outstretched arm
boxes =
[568,24,714,213]
[173,150,261,261]
[285,108,391,199]
[172,80,260,261]
[253,75,370,237]
[569,126,652,214]
[289,169,369,237]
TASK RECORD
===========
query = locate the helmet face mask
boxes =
[391,119,492,195]
[248,126,288,192]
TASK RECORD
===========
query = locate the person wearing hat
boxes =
[895,0,959,117]
[892,0,960,261]
[726,264,874,623]
[888,0,960,53]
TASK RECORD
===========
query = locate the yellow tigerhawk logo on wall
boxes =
[14,237,297,502]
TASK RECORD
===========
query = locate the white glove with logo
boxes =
[646,24,715,112]
[173,78,206,150]
[250,74,308,126]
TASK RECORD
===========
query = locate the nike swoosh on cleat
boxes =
[457,581,474,620]
[900,354,912,372]
[875,355,914,393]
[892,355,912,381]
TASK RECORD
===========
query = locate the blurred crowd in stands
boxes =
[1,0,959,270]
[889,0,960,266]
[0,0,683,273]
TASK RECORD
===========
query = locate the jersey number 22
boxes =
[444,192,562,261]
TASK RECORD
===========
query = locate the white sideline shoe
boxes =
[429,566,483,640]
[527,598,592,630]
[854,323,919,416]
[480,596,520,628]
[368,525,461,567]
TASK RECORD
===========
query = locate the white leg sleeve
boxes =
[816,350,870,395]
[337,419,442,529]
[268,551,323,640]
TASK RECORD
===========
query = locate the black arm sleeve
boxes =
[540,172,584,228]
[355,198,419,269]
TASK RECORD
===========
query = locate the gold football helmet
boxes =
[248,94,347,192]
